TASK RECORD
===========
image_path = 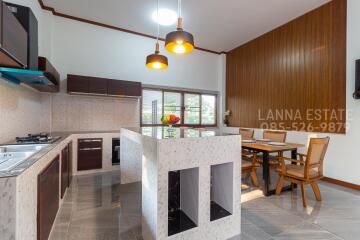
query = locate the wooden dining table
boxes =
[242,141,305,196]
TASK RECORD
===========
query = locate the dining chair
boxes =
[263,130,287,142]
[240,128,257,161]
[240,128,254,140]
[256,130,287,183]
[275,137,330,207]
[242,156,259,188]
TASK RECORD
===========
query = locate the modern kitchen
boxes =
[1,0,360,240]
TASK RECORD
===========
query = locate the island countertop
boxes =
[120,126,242,239]
[124,127,238,140]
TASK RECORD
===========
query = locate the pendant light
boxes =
[146,0,168,70]
[165,0,194,55]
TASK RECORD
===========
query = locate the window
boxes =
[184,94,200,124]
[141,88,217,127]
[201,95,216,125]
[142,90,163,125]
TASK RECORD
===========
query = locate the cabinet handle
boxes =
[79,147,102,151]
[79,139,102,143]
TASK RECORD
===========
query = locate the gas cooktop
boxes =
[14,133,60,144]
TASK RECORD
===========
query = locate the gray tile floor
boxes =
[49,171,360,240]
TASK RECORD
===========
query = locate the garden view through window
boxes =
[142,88,217,126]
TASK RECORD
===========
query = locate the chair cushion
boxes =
[279,165,319,179]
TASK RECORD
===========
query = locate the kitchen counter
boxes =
[120,127,241,240]
[0,130,119,178]
[0,130,122,240]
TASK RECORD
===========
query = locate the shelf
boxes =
[168,209,197,236]
[210,162,233,221]
[168,167,199,236]
[210,201,231,221]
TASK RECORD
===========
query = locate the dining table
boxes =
[242,140,305,196]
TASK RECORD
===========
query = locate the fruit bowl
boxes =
[161,114,181,126]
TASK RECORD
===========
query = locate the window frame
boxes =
[141,87,218,128]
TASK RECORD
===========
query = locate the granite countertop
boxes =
[0,130,121,178]
[123,127,239,139]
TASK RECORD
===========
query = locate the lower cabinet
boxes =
[68,141,73,186]
[77,138,103,171]
[37,155,60,240]
[61,146,69,199]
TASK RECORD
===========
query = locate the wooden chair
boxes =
[256,130,287,182]
[263,130,287,143]
[240,128,258,187]
[242,157,259,188]
[275,137,330,207]
[240,128,254,140]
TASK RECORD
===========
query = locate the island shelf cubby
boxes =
[210,162,234,221]
[168,167,199,236]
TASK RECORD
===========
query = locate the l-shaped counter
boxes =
[0,127,242,240]
[0,131,121,240]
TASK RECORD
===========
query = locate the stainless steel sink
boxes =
[0,144,49,172]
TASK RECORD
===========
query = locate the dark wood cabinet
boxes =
[68,141,73,186]
[0,1,28,68]
[108,79,141,97]
[61,146,69,199]
[67,74,89,93]
[89,76,108,94]
[107,79,126,96]
[5,2,38,70]
[67,74,141,97]
[37,156,59,240]
[77,138,103,171]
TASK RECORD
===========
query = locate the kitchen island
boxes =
[120,127,241,240]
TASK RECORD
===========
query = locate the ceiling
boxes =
[42,0,330,53]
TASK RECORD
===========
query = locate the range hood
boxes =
[0,67,55,85]
[0,57,60,92]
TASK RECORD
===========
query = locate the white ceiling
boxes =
[43,0,330,53]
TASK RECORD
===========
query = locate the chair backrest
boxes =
[305,137,330,178]
[263,130,287,142]
[240,128,254,140]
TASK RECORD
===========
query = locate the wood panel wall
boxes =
[226,0,346,133]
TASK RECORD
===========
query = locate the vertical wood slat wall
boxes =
[226,0,346,133]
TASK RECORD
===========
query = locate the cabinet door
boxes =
[107,79,126,96]
[68,141,73,186]
[108,80,142,97]
[1,2,28,67]
[38,156,59,240]
[89,77,108,94]
[77,138,103,171]
[67,75,89,93]
[61,146,69,199]
[124,82,142,97]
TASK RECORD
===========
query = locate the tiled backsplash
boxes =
[0,80,140,143]
[51,93,140,132]
[0,80,50,143]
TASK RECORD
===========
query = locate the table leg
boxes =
[262,151,270,196]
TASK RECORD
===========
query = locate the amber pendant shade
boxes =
[146,43,168,70]
[165,17,194,55]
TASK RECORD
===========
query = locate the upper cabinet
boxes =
[0,1,28,68]
[67,74,142,98]
[0,2,60,93]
